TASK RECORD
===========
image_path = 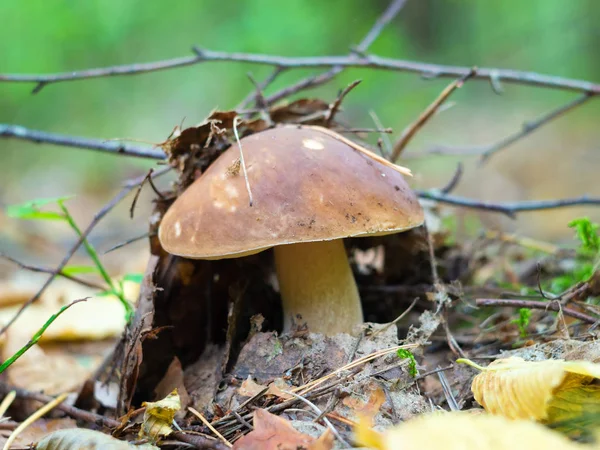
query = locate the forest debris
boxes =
[238,377,293,400]
[341,383,385,421]
[231,409,333,450]
[153,357,190,418]
[11,418,76,448]
[355,411,592,450]
[140,389,181,442]
[460,356,600,427]
[37,428,158,450]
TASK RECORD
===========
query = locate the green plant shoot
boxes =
[6,196,134,321]
[397,348,417,377]
[568,217,600,254]
[0,298,87,374]
[511,308,532,338]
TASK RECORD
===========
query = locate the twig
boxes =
[172,432,229,450]
[392,69,476,160]
[3,393,69,450]
[4,49,599,96]
[283,391,348,446]
[424,93,593,162]
[104,232,155,254]
[0,170,158,338]
[416,191,600,218]
[369,110,392,158]
[476,298,597,324]
[0,124,165,159]
[0,298,88,374]
[130,169,153,219]
[232,117,253,207]
[439,162,463,194]
[237,66,285,110]
[264,0,410,104]
[0,391,16,417]
[0,253,106,291]
[325,79,362,126]
[370,297,419,338]
[188,407,232,448]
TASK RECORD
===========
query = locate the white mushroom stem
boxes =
[274,239,363,335]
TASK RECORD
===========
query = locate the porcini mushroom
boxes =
[158,125,424,335]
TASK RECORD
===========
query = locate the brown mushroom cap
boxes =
[159,126,424,259]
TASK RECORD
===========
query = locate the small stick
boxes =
[283,391,347,446]
[0,391,16,417]
[3,393,69,450]
[392,68,476,160]
[476,298,597,324]
[370,297,419,338]
[188,407,233,448]
[369,110,393,158]
[439,162,463,194]
[325,79,362,126]
[0,253,105,290]
[232,117,253,207]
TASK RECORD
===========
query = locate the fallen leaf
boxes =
[355,411,590,450]
[12,418,76,447]
[232,409,333,450]
[460,356,600,425]
[342,382,385,421]
[140,389,181,442]
[37,428,159,449]
[238,377,266,398]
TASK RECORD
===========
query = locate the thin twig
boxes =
[392,68,476,160]
[0,124,165,159]
[369,110,392,158]
[4,48,599,96]
[103,232,155,254]
[423,93,593,161]
[476,298,597,324]
[188,407,233,448]
[0,253,106,291]
[325,79,362,126]
[264,0,410,104]
[370,297,419,338]
[0,170,159,338]
[232,117,253,207]
[439,162,463,194]
[283,391,348,446]
[130,169,153,219]
[416,191,600,218]
[3,393,69,450]
[237,66,285,110]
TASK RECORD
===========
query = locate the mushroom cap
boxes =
[158,126,424,259]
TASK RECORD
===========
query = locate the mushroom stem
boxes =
[274,239,363,335]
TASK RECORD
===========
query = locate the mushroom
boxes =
[158,125,424,335]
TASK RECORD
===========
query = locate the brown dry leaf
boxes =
[355,411,590,450]
[140,389,181,442]
[232,409,333,450]
[342,383,385,421]
[461,356,600,424]
[238,377,266,398]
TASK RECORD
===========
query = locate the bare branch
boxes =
[476,298,597,324]
[237,66,284,110]
[422,93,593,161]
[0,124,165,159]
[0,253,105,291]
[416,190,600,218]
[264,0,410,104]
[0,169,169,338]
[392,69,476,160]
[2,50,599,96]
[325,79,362,126]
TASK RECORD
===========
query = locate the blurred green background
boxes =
[1,0,599,272]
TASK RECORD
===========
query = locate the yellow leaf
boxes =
[460,357,600,425]
[355,411,590,450]
[140,390,181,442]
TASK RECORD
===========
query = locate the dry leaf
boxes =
[355,411,590,450]
[140,389,181,442]
[232,409,333,450]
[37,428,158,449]
[238,377,266,398]
[342,383,385,421]
[461,357,600,424]
[12,418,76,447]
[237,377,293,400]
